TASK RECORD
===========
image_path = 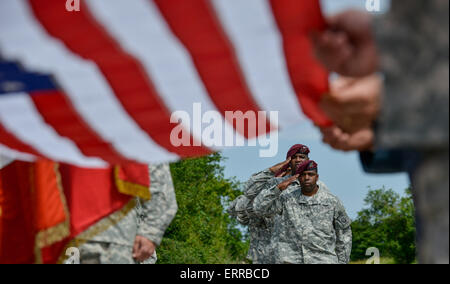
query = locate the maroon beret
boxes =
[295,160,318,176]
[275,144,311,177]
[286,144,310,159]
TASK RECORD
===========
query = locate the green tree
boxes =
[156,153,249,264]
[351,187,416,264]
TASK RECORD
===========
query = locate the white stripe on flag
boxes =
[85,0,246,149]
[0,145,37,168]
[211,0,306,127]
[0,0,178,164]
[0,93,107,167]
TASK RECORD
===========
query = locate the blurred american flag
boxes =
[0,0,330,167]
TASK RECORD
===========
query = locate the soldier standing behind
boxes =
[78,163,178,264]
[228,188,275,264]
[253,160,352,264]
[228,144,330,264]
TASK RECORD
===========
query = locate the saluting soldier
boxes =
[229,144,329,264]
[253,160,352,264]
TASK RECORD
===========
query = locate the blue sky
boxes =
[220,0,406,219]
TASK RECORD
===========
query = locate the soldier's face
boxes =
[299,171,318,192]
[290,153,309,173]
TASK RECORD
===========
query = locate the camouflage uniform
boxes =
[227,195,251,226]
[362,0,449,263]
[229,168,330,264]
[78,163,178,264]
[242,169,277,264]
[228,192,272,264]
[253,181,352,264]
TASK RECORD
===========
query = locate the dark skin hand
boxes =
[277,174,300,191]
[269,157,291,177]
[312,9,379,77]
[289,153,309,176]
[132,235,156,262]
[321,74,382,134]
[320,126,374,152]
[268,154,309,177]
[311,10,380,151]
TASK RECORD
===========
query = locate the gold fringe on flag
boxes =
[114,166,151,200]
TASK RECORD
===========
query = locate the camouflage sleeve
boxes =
[243,169,275,200]
[245,196,258,218]
[228,195,250,225]
[317,180,330,192]
[226,198,239,216]
[236,214,250,225]
[333,200,352,264]
[136,163,178,246]
[253,183,283,218]
[373,0,449,150]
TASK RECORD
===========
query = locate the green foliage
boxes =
[351,187,416,264]
[156,153,249,264]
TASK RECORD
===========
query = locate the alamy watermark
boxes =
[64,247,80,264]
[66,0,80,12]
[365,247,380,264]
[170,103,279,158]
[365,0,381,12]
[65,1,382,15]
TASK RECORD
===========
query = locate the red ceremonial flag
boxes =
[0,160,68,263]
[0,160,150,264]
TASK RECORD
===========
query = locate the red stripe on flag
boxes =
[31,90,130,165]
[269,0,333,127]
[0,121,42,158]
[153,0,276,138]
[28,0,211,158]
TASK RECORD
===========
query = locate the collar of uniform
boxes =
[297,185,330,205]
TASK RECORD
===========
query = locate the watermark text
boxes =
[66,0,80,12]
[170,103,279,157]
[365,0,381,12]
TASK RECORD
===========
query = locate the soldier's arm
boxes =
[236,212,250,226]
[137,163,178,247]
[227,195,250,226]
[245,158,292,199]
[317,180,330,192]
[333,200,352,264]
[252,183,283,218]
[226,198,239,216]
[243,169,276,200]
